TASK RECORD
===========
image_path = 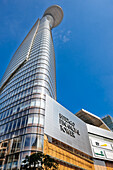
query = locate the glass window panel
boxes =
[4,124,9,134]
[38,127,44,134]
[17,107,20,112]
[12,120,17,131]
[21,117,26,128]
[8,122,13,133]
[13,106,17,113]
[28,116,33,125]
[1,125,5,135]
[12,161,18,170]
[33,115,38,125]
[26,127,32,133]
[31,135,37,150]
[7,162,12,170]
[24,135,31,150]
[39,115,44,126]
[41,100,45,108]
[7,110,10,117]
[37,135,43,151]
[14,130,18,136]
[16,137,22,152]
[31,100,36,106]
[12,153,19,169]
[32,127,38,133]
[16,119,21,129]
[36,100,40,107]
[11,139,17,153]
[21,103,24,109]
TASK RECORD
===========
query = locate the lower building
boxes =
[87,124,113,170]
[76,109,113,169]
[43,95,113,170]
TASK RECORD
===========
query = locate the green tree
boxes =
[21,152,58,170]
[43,155,58,170]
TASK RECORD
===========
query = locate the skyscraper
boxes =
[0,5,63,170]
[102,115,113,131]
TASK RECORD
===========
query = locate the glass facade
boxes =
[102,115,113,131]
[0,5,63,169]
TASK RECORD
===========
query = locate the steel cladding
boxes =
[44,95,92,156]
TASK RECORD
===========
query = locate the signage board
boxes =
[44,95,92,156]
[105,151,113,160]
[89,136,113,161]
[91,138,112,150]
[93,148,106,158]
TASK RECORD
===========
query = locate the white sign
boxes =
[91,139,112,150]
[93,148,106,158]
[105,151,113,160]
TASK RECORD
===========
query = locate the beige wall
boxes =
[43,135,94,170]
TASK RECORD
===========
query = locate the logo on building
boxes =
[95,150,105,157]
[59,113,80,138]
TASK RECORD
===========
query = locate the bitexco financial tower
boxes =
[0,5,63,170]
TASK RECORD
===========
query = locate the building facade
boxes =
[76,109,113,169]
[0,5,63,170]
[44,95,94,170]
[102,115,113,131]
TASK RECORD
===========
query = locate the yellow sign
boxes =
[101,144,107,147]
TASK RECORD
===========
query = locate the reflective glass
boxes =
[31,134,37,150]
[24,135,31,150]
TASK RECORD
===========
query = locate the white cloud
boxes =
[63,35,69,43]
[67,30,71,35]
[53,29,72,44]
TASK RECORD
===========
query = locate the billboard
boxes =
[89,136,113,161]
[44,95,92,156]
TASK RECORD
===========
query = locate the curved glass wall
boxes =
[0,14,56,170]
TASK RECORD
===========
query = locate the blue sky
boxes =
[0,0,113,118]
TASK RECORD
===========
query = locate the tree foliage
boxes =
[21,152,58,170]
